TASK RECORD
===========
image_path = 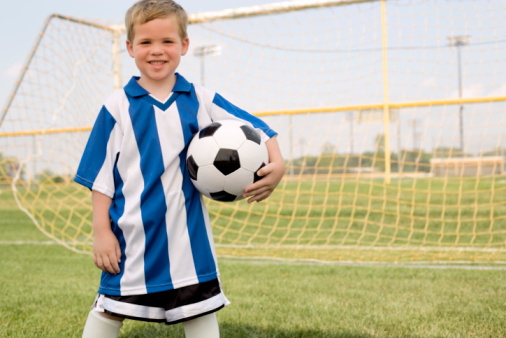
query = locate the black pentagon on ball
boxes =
[210,191,237,202]
[199,122,222,138]
[214,148,240,175]
[254,162,267,183]
[187,155,199,180]
[240,125,261,145]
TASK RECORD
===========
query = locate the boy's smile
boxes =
[148,60,168,72]
[126,16,189,95]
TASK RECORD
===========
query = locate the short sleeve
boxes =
[74,106,121,198]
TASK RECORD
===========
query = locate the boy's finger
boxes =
[116,246,122,263]
[112,258,121,274]
[94,254,103,269]
[101,255,112,273]
[256,163,272,177]
[247,191,270,203]
[95,253,120,274]
[106,254,121,274]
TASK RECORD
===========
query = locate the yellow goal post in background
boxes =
[1,0,506,266]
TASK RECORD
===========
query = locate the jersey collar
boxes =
[172,73,192,93]
[124,73,192,98]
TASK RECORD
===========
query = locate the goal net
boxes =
[1,0,506,265]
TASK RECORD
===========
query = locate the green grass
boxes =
[1,189,506,337]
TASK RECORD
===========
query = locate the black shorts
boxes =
[92,279,230,325]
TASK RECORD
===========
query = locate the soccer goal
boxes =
[1,0,506,265]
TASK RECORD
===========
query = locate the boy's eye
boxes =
[140,41,151,45]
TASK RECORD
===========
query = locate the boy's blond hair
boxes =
[125,0,188,42]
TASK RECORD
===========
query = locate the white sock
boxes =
[82,310,123,338]
[182,313,220,338]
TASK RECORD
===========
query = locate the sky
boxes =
[0,0,276,111]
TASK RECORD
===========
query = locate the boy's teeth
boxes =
[151,61,164,65]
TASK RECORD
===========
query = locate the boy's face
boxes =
[126,15,189,89]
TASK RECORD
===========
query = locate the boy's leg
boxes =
[182,313,220,338]
[82,310,123,338]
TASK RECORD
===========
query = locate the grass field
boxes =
[1,189,506,337]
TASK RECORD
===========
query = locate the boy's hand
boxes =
[243,161,284,203]
[243,136,285,203]
[93,228,121,275]
[91,190,120,274]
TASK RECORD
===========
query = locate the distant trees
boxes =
[288,148,433,176]
[0,152,69,185]
[0,153,21,184]
[34,169,67,184]
[286,133,506,176]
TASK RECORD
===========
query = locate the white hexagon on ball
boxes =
[223,168,255,196]
[212,123,247,149]
[187,136,220,166]
[238,140,268,172]
[192,165,225,198]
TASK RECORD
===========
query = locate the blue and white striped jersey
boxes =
[75,74,276,296]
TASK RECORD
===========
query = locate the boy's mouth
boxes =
[148,61,167,71]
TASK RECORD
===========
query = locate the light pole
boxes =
[193,45,221,86]
[347,111,354,154]
[448,35,470,154]
[410,118,421,150]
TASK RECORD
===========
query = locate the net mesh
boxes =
[1,0,505,264]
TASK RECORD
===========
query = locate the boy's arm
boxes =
[243,136,285,203]
[92,190,121,274]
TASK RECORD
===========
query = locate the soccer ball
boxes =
[186,120,268,202]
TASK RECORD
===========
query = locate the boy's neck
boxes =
[137,74,176,101]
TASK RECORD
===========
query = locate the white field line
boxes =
[216,244,506,253]
[5,241,503,253]
[0,240,61,245]
[0,240,93,246]
[2,241,505,270]
[219,256,506,270]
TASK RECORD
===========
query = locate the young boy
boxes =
[75,0,284,337]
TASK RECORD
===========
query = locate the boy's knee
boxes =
[82,310,123,338]
[182,313,220,338]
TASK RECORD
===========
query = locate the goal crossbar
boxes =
[188,0,377,24]
[2,95,505,138]
[98,0,378,35]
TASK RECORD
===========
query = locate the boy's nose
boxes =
[150,45,163,55]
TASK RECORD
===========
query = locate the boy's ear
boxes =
[181,37,190,56]
[126,40,135,58]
